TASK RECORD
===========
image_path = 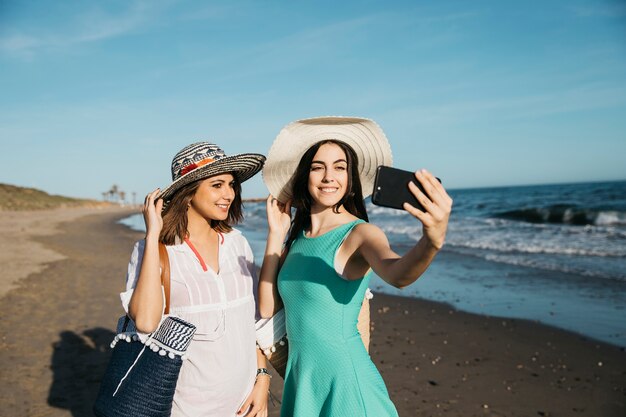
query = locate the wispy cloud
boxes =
[150,13,377,81]
[384,81,626,128]
[164,7,481,84]
[0,0,160,56]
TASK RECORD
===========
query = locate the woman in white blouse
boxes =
[121,142,269,417]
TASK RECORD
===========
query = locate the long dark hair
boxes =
[284,140,368,250]
[160,174,243,245]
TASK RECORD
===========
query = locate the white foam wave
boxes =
[595,211,626,226]
[479,252,626,282]
[447,239,625,257]
[373,215,626,258]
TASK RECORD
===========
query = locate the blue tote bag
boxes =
[94,244,196,417]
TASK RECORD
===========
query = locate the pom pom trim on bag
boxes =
[110,315,196,359]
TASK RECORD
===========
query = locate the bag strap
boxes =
[158,243,171,315]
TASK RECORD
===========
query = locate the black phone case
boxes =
[372,166,439,211]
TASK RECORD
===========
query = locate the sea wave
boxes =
[478,252,626,282]
[377,217,626,258]
[445,238,626,257]
[496,205,626,226]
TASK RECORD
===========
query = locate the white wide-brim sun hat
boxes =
[263,116,393,203]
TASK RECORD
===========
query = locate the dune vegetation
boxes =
[0,183,109,211]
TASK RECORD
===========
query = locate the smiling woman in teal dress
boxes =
[258,117,453,417]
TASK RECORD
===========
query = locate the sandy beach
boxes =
[0,207,121,298]
[0,208,624,417]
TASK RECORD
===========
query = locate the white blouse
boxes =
[120,229,259,417]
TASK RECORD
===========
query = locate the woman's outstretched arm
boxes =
[357,169,452,288]
[258,196,291,318]
[128,189,165,333]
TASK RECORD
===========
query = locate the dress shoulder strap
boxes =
[336,219,366,248]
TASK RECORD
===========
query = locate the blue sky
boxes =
[1,0,625,200]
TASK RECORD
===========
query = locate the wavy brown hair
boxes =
[159,174,243,245]
[284,140,368,250]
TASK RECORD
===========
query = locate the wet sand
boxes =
[0,209,624,416]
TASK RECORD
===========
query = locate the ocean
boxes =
[119,180,626,348]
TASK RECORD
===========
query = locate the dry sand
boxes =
[0,208,624,417]
[0,207,130,298]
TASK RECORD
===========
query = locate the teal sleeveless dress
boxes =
[278,220,399,417]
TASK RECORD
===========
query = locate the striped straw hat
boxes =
[263,116,393,203]
[158,142,265,202]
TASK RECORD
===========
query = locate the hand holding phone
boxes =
[371,166,441,211]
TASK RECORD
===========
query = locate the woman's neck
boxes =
[308,204,355,237]
[186,210,217,242]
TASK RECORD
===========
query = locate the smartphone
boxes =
[371,166,441,211]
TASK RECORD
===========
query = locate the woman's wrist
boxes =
[265,232,287,254]
[419,234,443,252]
[255,377,271,389]
[255,368,271,384]
[145,230,161,242]
[267,229,287,242]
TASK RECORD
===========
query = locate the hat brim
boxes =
[262,116,393,203]
[158,153,265,201]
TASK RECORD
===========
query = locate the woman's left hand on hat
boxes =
[266,195,292,240]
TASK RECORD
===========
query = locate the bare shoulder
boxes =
[346,222,393,263]
[351,222,386,242]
